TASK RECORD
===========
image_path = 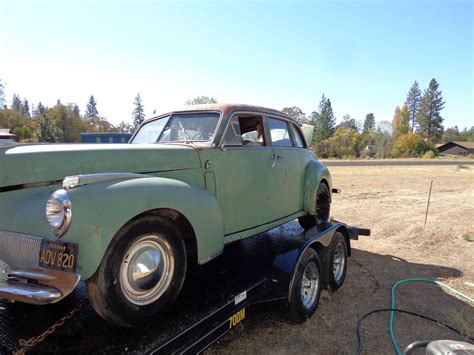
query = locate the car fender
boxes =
[64,176,224,280]
[302,160,332,215]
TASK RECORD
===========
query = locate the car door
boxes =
[209,114,278,236]
[266,117,305,218]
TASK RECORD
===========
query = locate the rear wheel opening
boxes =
[298,182,331,230]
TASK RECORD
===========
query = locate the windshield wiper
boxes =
[177,121,190,144]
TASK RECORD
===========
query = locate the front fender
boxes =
[302,160,332,215]
[64,177,224,280]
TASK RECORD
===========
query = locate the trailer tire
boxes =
[321,232,347,291]
[86,216,187,327]
[288,248,322,323]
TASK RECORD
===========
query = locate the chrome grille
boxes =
[0,231,43,269]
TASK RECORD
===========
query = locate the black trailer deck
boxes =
[0,220,368,354]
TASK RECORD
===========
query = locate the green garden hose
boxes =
[389,277,474,355]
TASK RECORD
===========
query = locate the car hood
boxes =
[0,143,201,188]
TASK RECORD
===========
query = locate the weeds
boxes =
[462,234,473,242]
[457,165,469,170]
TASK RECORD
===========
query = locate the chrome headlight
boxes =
[45,189,72,237]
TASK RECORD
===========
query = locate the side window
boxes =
[291,124,305,148]
[221,116,242,146]
[268,118,292,147]
[221,115,266,147]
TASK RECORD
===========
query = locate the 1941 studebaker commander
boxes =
[0,104,332,327]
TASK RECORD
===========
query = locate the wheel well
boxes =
[126,208,198,264]
[320,178,331,203]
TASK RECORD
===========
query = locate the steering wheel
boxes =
[190,132,211,140]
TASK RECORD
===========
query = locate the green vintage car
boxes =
[0,104,332,327]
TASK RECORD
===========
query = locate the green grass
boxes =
[457,164,470,170]
[462,234,473,242]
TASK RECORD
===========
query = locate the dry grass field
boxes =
[208,164,474,354]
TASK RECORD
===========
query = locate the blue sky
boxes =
[1,0,472,129]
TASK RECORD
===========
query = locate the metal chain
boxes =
[13,302,84,355]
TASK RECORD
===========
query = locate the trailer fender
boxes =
[269,223,350,303]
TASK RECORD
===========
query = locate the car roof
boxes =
[145,103,294,123]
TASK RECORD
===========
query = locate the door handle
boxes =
[270,153,285,168]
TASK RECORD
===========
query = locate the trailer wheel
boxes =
[298,182,331,230]
[86,216,187,327]
[288,248,322,323]
[321,232,347,291]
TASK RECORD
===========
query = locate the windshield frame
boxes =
[129,110,222,145]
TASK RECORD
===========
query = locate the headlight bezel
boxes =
[46,189,72,237]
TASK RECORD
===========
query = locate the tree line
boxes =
[0,78,472,154]
[283,78,473,158]
[0,79,218,143]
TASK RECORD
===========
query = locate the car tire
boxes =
[288,248,323,323]
[86,216,187,327]
[321,232,347,291]
[298,182,331,230]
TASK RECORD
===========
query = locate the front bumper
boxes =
[0,231,80,305]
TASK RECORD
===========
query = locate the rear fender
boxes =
[64,177,224,280]
[302,160,332,215]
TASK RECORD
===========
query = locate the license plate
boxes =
[39,240,79,273]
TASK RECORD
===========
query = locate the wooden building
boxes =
[437,141,474,156]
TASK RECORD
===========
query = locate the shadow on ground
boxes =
[0,245,472,354]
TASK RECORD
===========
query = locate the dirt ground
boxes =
[208,164,474,354]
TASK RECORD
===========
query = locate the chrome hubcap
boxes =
[300,261,319,309]
[119,235,174,305]
[333,241,346,283]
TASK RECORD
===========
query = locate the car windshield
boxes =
[131,112,220,144]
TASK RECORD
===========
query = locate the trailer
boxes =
[0,220,369,354]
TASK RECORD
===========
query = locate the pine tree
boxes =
[0,79,5,109]
[132,93,145,128]
[310,94,336,142]
[406,81,421,133]
[363,113,375,134]
[35,102,46,116]
[72,104,80,117]
[85,95,99,118]
[11,94,22,113]
[416,79,445,143]
[23,99,30,118]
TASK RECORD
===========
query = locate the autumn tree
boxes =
[282,106,306,124]
[406,81,421,132]
[392,105,409,140]
[185,96,217,105]
[117,121,134,134]
[48,102,85,142]
[85,95,99,118]
[416,78,445,143]
[363,113,375,134]
[132,93,146,128]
